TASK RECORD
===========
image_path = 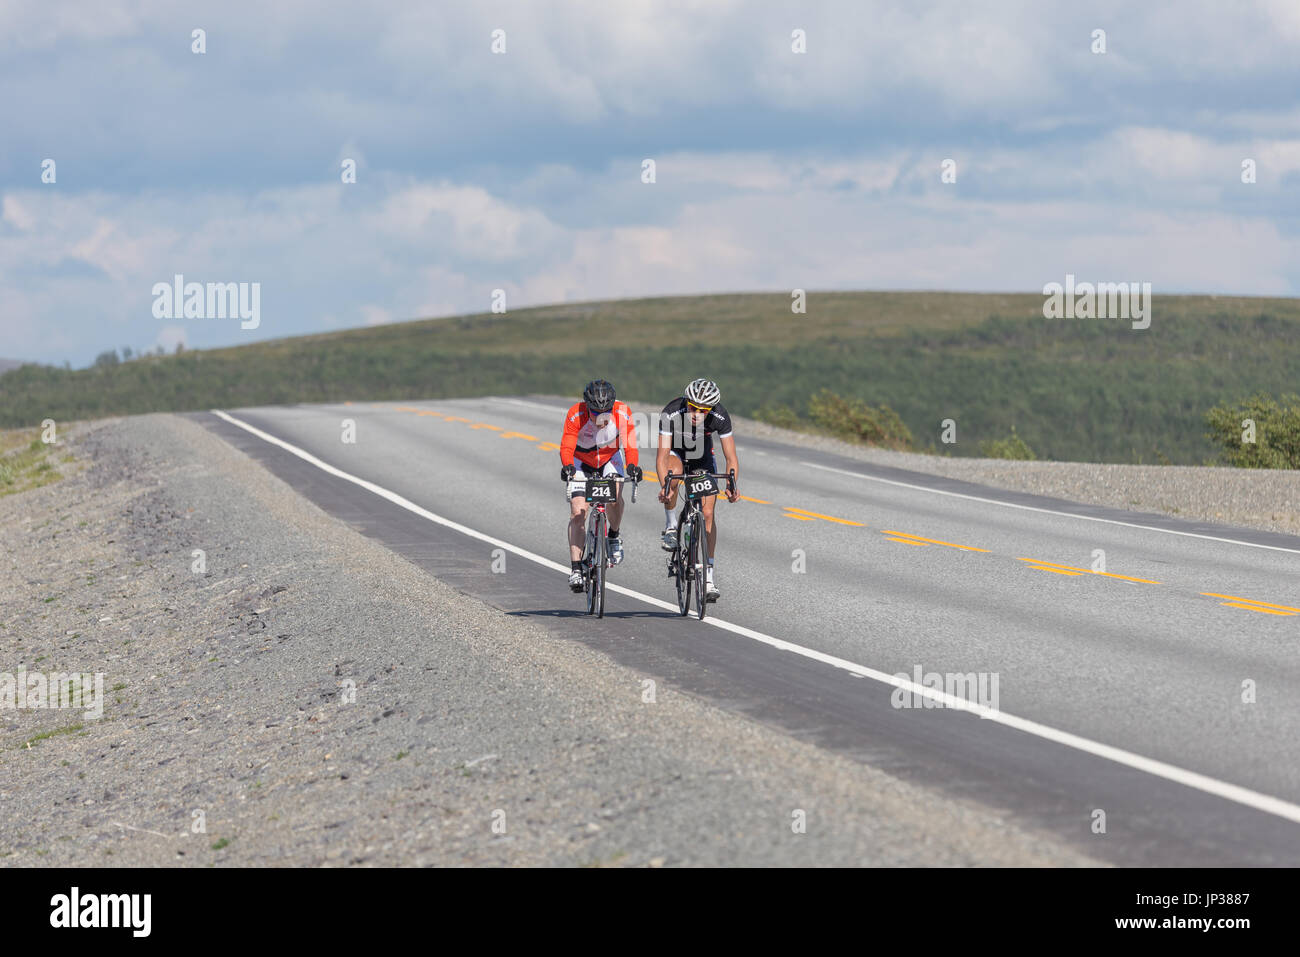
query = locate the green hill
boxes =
[4,291,1299,464]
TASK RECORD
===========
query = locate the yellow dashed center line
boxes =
[1222,603,1293,616]
[1201,593,1300,616]
[1018,558,1161,584]
[883,531,989,552]
[739,494,772,504]
[782,506,865,527]
[1021,562,1085,577]
[885,537,928,546]
[500,431,538,441]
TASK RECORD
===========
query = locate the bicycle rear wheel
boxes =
[674,520,690,616]
[593,510,607,618]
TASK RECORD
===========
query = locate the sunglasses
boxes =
[686,401,713,413]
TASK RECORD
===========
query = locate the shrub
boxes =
[806,390,913,450]
[979,427,1037,460]
[1205,393,1300,469]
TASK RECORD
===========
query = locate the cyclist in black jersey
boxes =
[656,378,740,601]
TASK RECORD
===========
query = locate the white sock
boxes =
[664,509,677,531]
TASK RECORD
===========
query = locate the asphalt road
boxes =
[198,396,1300,865]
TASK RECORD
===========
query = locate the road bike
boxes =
[662,469,735,620]
[570,474,637,618]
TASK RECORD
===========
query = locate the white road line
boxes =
[805,461,1300,556]
[212,408,1300,825]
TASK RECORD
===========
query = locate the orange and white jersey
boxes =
[559,400,639,471]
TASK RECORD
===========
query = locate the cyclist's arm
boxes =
[559,408,581,467]
[656,406,677,480]
[618,405,639,467]
[655,430,673,480]
[719,433,739,500]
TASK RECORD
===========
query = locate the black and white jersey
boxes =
[659,396,734,461]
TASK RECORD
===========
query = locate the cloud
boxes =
[1,2,1298,365]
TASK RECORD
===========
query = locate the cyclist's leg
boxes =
[567,466,589,563]
[600,456,627,565]
[697,449,720,596]
[661,451,684,512]
[701,493,720,597]
[661,451,685,548]
[604,453,625,534]
[695,447,719,557]
[702,493,718,558]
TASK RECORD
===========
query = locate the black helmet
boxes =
[583,379,616,413]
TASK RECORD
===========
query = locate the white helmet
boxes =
[684,378,721,407]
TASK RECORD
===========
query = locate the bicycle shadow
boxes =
[506,608,679,621]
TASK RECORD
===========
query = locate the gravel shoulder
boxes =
[0,413,1104,866]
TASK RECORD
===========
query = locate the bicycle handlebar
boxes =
[661,470,736,493]
[562,473,639,504]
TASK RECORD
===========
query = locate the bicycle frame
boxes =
[581,474,637,531]
[567,474,638,618]
[661,469,734,620]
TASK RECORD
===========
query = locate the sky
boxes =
[2,0,1299,366]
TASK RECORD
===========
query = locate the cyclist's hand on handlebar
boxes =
[656,470,673,503]
[726,471,739,503]
[560,464,576,483]
[625,464,643,483]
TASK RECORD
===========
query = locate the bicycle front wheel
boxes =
[691,513,707,620]
[583,526,596,615]
[593,510,607,618]
[691,514,712,621]
[674,521,690,616]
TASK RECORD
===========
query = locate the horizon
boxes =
[7,286,1300,371]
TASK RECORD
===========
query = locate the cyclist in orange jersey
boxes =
[559,380,643,591]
